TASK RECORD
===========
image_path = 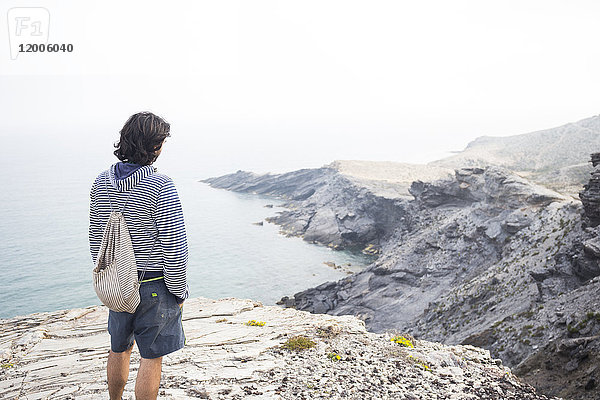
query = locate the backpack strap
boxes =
[104,171,138,214]
[138,236,159,284]
[104,173,115,213]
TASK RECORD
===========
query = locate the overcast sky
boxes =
[1,0,599,176]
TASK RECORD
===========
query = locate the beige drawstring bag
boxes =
[93,173,156,314]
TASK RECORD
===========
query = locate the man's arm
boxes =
[155,178,189,303]
[88,178,103,264]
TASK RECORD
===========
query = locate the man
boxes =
[89,111,188,400]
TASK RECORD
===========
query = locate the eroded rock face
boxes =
[429,115,600,197]
[579,152,600,227]
[201,167,408,251]
[0,298,554,399]
[202,162,600,399]
[513,279,600,400]
[409,166,566,209]
[289,166,573,337]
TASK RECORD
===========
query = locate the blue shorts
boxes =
[107,278,185,359]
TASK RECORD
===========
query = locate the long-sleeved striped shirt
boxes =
[89,162,189,302]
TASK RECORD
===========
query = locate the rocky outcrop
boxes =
[202,160,600,399]
[512,278,600,400]
[289,166,577,337]
[0,298,555,399]
[579,152,600,227]
[328,160,454,199]
[408,166,565,208]
[429,115,600,197]
[201,167,408,252]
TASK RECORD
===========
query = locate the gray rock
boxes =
[1,298,559,399]
[502,210,532,233]
[203,159,598,399]
[564,358,580,372]
[580,153,600,226]
[583,237,600,258]
[303,207,340,244]
[202,166,408,250]
[429,115,600,197]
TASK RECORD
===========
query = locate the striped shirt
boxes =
[88,162,189,302]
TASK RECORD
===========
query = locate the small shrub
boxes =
[531,326,545,337]
[327,352,341,361]
[316,325,341,338]
[418,362,431,371]
[390,336,414,348]
[245,320,265,326]
[567,324,579,334]
[407,355,431,371]
[282,335,316,351]
[585,312,600,322]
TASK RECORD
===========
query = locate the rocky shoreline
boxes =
[0,298,555,399]
[201,166,406,253]
[201,155,600,399]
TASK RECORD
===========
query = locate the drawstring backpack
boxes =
[93,171,157,313]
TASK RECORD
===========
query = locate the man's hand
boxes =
[178,302,184,309]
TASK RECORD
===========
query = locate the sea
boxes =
[0,135,375,319]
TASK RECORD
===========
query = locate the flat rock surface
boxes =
[327,160,454,199]
[0,297,553,399]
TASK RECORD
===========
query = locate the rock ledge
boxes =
[0,297,554,399]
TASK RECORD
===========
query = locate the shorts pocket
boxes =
[140,284,160,303]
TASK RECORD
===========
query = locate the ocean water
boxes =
[0,139,375,319]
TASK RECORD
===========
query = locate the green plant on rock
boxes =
[585,312,600,322]
[390,336,414,348]
[316,325,341,338]
[531,326,545,337]
[566,312,600,336]
[327,352,342,361]
[282,335,316,351]
[407,355,431,371]
[419,362,431,371]
[567,323,578,334]
[245,319,265,326]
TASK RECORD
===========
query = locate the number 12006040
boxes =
[19,43,74,53]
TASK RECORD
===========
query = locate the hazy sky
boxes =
[1,0,599,175]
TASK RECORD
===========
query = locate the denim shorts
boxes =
[107,278,185,359]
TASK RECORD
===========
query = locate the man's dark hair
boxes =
[113,112,171,165]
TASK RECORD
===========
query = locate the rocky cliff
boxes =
[579,152,600,227]
[0,298,554,399]
[201,167,407,252]
[429,115,600,197]
[201,151,600,399]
